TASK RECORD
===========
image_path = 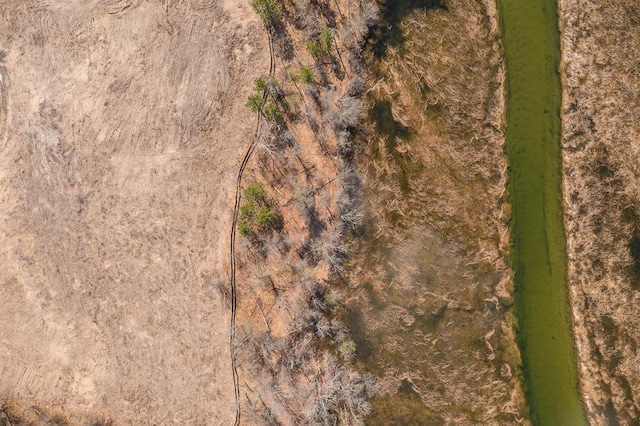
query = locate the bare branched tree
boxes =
[331,96,363,131]
[340,209,364,230]
[336,130,354,158]
[311,229,347,271]
[309,353,379,425]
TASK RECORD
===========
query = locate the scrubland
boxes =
[230,0,380,424]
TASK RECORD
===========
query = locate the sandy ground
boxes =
[559,0,640,423]
[0,0,268,423]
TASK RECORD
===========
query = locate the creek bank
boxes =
[558,0,640,422]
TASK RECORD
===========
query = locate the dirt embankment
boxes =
[346,0,527,423]
[559,0,640,423]
[0,0,266,423]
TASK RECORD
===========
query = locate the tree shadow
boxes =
[273,24,295,62]
[372,0,447,58]
[368,100,414,194]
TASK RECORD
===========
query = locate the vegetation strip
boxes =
[497,0,586,423]
[228,28,276,426]
[229,1,383,422]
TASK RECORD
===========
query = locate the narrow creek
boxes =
[497,0,586,424]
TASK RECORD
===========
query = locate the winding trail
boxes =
[228,30,275,426]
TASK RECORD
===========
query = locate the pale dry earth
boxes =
[559,0,640,423]
[0,0,268,423]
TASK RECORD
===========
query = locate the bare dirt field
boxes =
[0,0,268,423]
[559,0,640,423]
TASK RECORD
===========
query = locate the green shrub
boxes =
[246,94,263,112]
[238,204,254,235]
[280,96,290,111]
[307,29,334,58]
[338,339,357,360]
[256,206,276,229]
[307,40,321,58]
[300,66,315,84]
[238,218,253,236]
[238,183,278,236]
[245,183,266,204]
[264,102,282,122]
[254,77,267,93]
[252,0,281,26]
[320,28,333,52]
[240,203,255,219]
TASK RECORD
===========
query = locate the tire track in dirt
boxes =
[0,65,8,150]
[38,8,54,44]
[105,0,135,15]
[190,0,216,11]
[228,29,275,426]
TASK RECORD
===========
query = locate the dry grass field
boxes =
[0,0,267,423]
[559,0,640,423]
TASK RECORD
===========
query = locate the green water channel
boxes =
[497,0,586,424]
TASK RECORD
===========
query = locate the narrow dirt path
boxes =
[228,30,275,426]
